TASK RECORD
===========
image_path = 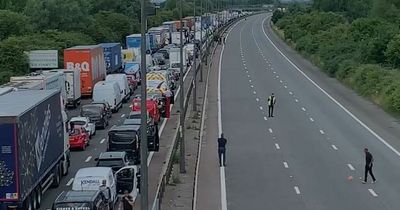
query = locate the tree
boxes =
[24,0,92,32]
[0,10,31,40]
[385,34,400,68]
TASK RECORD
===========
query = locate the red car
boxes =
[131,96,161,124]
[69,127,90,150]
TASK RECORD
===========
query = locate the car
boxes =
[69,127,90,150]
[95,151,131,172]
[70,116,96,137]
[92,100,112,119]
[81,104,109,129]
[52,190,110,210]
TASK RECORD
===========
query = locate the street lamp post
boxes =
[199,0,203,82]
[192,0,197,112]
[140,0,148,209]
[179,0,186,174]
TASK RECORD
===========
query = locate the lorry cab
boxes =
[107,125,141,165]
[131,96,161,124]
[93,81,122,113]
[123,118,160,151]
[52,190,109,210]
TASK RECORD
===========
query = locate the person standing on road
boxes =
[122,190,134,210]
[267,93,276,117]
[362,148,376,184]
[218,133,227,167]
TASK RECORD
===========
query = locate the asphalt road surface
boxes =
[219,14,400,210]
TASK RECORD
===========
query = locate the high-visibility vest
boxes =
[268,96,276,106]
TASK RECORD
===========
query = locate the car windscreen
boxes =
[54,202,91,210]
[81,107,101,117]
[97,159,124,167]
[171,63,181,68]
[109,131,137,142]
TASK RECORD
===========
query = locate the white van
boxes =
[106,74,131,103]
[93,81,122,112]
[72,166,139,207]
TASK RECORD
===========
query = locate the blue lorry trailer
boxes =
[0,90,65,210]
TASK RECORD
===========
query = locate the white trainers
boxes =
[372,180,377,184]
[361,181,366,184]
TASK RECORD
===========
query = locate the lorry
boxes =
[148,27,168,48]
[0,90,70,210]
[63,68,82,108]
[64,45,107,97]
[169,47,187,74]
[126,34,150,55]
[100,43,122,74]
[122,49,136,63]
[10,70,67,107]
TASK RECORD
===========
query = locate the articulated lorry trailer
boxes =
[0,90,70,210]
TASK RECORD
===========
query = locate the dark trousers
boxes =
[218,147,226,166]
[268,105,274,117]
[364,165,376,182]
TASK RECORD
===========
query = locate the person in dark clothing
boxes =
[122,190,134,210]
[267,93,276,117]
[362,148,376,184]
[218,133,227,167]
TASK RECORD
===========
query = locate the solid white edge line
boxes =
[66,178,74,186]
[347,164,355,171]
[283,162,289,168]
[294,186,301,194]
[275,143,280,150]
[331,145,338,150]
[368,189,378,197]
[261,16,400,157]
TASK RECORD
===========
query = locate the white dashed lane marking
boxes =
[294,186,301,195]
[264,117,268,121]
[309,117,314,122]
[275,143,280,150]
[320,130,325,135]
[256,98,259,102]
[331,145,338,150]
[253,91,257,95]
[284,86,287,89]
[121,114,125,118]
[347,164,355,171]
[301,107,306,112]
[66,178,74,186]
[269,128,273,133]
[283,162,289,168]
[85,156,92,162]
[295,99,299,103]
[100,138,106,144]
[289,91,293,95]
[368,189,378,197]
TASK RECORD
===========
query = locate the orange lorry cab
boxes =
[64,45,106,96]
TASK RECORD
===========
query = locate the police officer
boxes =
[267,93,276,117]
[218,133,227,167]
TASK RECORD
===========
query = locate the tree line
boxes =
[272,0,400,115]
[0,0,263,84]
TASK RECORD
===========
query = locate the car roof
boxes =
[75,167,112,177]
[123,119,141,125]
[55,190,99,203]
[70,116,88,121]
[109,124,140,131]
[99,151,126,159]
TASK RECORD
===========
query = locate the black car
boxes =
[81,104,109,129]
[123,118,160,151]
[107,124,140,165]
[52,190,110,210]
[92,101,112,119]
[95,151,130,172]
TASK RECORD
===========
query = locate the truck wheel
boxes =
[62,159,69,176]
[32,191,38,210]
[35,187,42,208]
[24,196,33,210]
[51,165,61,188]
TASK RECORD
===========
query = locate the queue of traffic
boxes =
[0,10,246,210]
